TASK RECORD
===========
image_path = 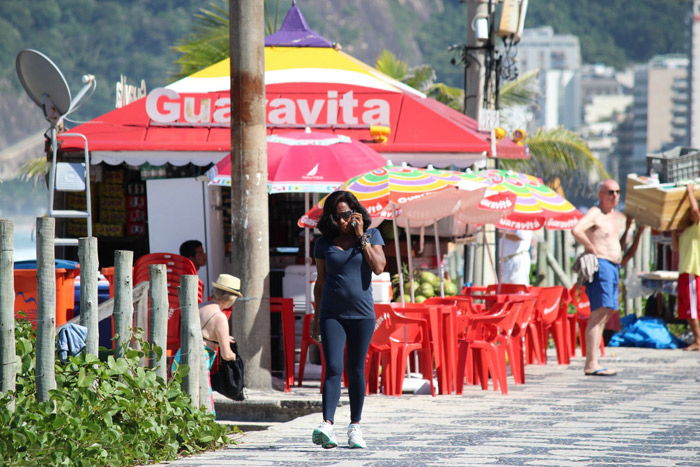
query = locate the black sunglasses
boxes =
[607,190,620,196]
[332,210,354,221]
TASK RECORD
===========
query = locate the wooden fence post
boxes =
[79,237,99,356]
[148,264,168,381]
[0,220,16,411]
[113,250,133,359]
[36,217,56,402]
[179,275,200,408]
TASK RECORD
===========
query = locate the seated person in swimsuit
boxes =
[200,274,242,363]
[173,274,241,410]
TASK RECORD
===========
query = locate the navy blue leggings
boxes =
[319,317,375,423]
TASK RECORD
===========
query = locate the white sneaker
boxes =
[347,423,366,449]
[312,421,337,449]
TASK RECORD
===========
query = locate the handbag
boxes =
[210,341,246,401]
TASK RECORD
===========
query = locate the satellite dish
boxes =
[16,49,72,125]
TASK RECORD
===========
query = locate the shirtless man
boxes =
[572,179,623,376]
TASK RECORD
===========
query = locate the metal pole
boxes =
[79,237,99,356]
[433,222,445,297]
[148,264,168,381]
[36,217,56,402]
[405,219,415,302]
[464,0,490,121]
[391,206,405,304]
[230,0,271,389]
[0,220,16,411]
[113,250,133,359]
[304,193,311,314]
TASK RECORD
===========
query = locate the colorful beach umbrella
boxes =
[206,130,387,193]
[297,165,459,228]
[473,169,582,230]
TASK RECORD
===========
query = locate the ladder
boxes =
[48,131,91,247]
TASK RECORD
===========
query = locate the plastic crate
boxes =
[646,147,700,183]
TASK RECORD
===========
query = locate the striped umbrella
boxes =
[473,169,582,230]
[297,165,457,228]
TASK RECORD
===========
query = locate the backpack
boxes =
[210,341,246,401]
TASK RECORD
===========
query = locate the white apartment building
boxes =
[516,26,582,131]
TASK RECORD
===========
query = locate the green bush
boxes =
[0,319,231,466]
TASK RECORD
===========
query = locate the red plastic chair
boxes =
[270,297,295,393]
[132,253,203,358]
[367,304,435,396]
[393,302,458,394]
[569,285,605,358]
[298,314,325,390]
[456,301,521,395]
[525,286,566,365]
[486,283,531,294]
[507,296,538,384]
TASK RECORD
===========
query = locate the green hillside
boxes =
[0,0,692,123]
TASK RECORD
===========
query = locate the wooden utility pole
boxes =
[229,0,271,389]
[78,237,99,356]
[36,217,56,402]
[0,220,16,411]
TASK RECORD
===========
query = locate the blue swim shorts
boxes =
[586,258,620,311]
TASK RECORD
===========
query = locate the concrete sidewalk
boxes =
[162,347,700,466]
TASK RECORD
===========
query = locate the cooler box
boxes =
[282,264,317,314]
[14,259,80,328]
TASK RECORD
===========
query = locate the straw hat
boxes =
[212,274,242,297]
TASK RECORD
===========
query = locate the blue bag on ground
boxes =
[609,315,686,349]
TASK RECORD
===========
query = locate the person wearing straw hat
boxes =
[172,274,243,410]
[311,191,386,449]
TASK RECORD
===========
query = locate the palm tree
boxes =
[373,50,608,197]
[173,0,282,81]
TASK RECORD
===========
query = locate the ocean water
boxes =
[10,216,38,261]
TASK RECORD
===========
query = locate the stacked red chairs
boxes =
[132,253,203,358]
[542,286,574,365]
[270,297,295,393]
[366,304,435,396]
[569,284,605,358]
[393,301,458,394]
[525,286,566,365]
[456,300,522,395]
[506,295,539,384]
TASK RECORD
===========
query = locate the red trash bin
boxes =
[14,260,80,328]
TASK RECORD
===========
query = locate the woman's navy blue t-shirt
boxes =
[314,228,384,319]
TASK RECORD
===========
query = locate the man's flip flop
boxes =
[585,368,616,376]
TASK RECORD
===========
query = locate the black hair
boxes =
[317,191,371,238]
[179,240,202,258]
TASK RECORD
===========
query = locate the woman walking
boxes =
[311,191,386,449]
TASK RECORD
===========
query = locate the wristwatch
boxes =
[360,233,371,250]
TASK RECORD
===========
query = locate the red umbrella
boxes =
[206,130,387,193]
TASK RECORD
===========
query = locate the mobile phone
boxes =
[351,220,357,228]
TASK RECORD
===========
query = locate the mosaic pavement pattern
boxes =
[159,347,700,466]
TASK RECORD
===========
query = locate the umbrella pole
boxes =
[392,204,405,305]
[434,222,445,298]
[305,193,311,314]
[405,219,415,303]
